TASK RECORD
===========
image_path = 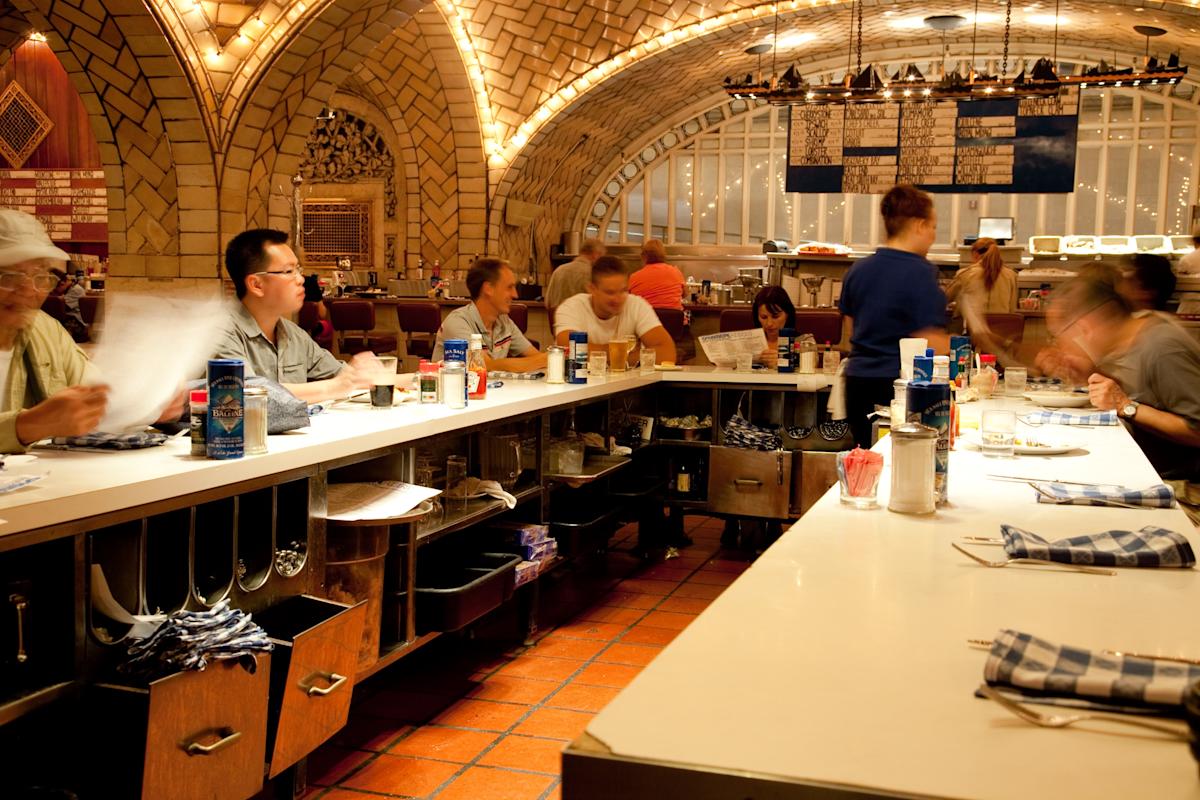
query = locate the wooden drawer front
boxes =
[269,600,365,777]
[707,447,792,519]
[143,657,270,800]
[797,451,839,516]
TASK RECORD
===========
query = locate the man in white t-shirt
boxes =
[553,256,677,366]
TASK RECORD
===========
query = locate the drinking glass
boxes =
[445,454,468,511]
[414,463,442,525]
[608,337,633,372]
[588,351,608,383]
[981,410,1017,458]
[639,347,656,375]
[1004,366,1028,397]
[837,450,881,509]
[735,352,754,372]
[370,355,398,408]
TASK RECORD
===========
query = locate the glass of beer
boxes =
[370,355,398,408]
[608,336,634,372]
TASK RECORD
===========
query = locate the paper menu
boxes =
[325,481,442,522]
[697,328,768,367]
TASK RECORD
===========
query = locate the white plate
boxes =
[959,431,1082,456]
[1023,391,1090,408]
[654,364,684,371]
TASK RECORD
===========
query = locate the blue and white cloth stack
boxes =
[1000,523,1195,568]
[1021,410,1119,426]
[50,431,170,449]
[984,629,1200,707]
[1032,481,1177,508]
[122,599,273,680]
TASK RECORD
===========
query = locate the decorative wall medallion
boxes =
[0,82,53,168]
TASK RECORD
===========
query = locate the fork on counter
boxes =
[951,542,1116,576]
[977,684,1189,740]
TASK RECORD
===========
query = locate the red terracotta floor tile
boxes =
[546,683,622,713]
[635,564,693,582]
[616,578,678,595]
[388,725,498,763]
[687,570,739,586]
[545,784,562,800]
[573,662,642,689]
[431,698,531,732]
[705,558,752,573]
[318,790,394,800]
[340,753,460,796]
[434,765,555,800]
[467,675,560,705]
[363,688,458,723]
[596,642,663,666]
[477,734,566,775]
[550,620,627,641]
[530,635,607,661]
[637,610,697,631]
[656,596,712,614]
[496,655,583,682]
[332,715,412,751]
[598,590,660,610]
[512,707,594,740]
[573,605,645,626]
[621,625,681,646]
[671,582,726,600]
[307,745,372,786]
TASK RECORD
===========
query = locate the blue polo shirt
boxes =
[838,247,947,379]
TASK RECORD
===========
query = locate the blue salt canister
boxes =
[206,359,244,460]
[906,381,950,506]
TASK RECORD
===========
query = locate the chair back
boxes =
[40,295,67,322]
[395,301,441,335]
[508,303,529,333]
[655,307,685,340]
[328,299,376,332]
[984,312,1025,344]
[794,310,842,345]
[78,295,100,325]
[298,301,322,331]
[719,308,754,333]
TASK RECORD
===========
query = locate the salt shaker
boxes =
[243,387,268,455]
[546,345,566,384]
[888,422,937,515]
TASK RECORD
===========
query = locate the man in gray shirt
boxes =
[1048,270,1200,522]
[213,229,376,402]
[433,257,547,372]
[545,238,605,309]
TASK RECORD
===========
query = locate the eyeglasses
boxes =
[253,266,303,278]
[0,272,58,292]
[1049,299,1111,339]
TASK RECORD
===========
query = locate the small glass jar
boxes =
[244,387,268,455]
[888,422,938,515]
[442,360,467,409]
[419,361,440,403]
[546,346,566,384]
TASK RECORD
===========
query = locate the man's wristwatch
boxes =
[1120,399,1140,420]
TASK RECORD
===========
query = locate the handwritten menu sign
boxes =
[0,169,107,241]
[786,88,1079,193]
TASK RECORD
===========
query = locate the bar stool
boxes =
[654,307,693,364]
[395,301,441,360]
[508,303,539,349]
[298,301,333,350]
[719,308,754,333]
[328,299,398,356]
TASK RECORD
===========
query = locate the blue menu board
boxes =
[785,89,1079,194]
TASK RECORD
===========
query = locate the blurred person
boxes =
[546,238,605,309]
[838,185,949,448]
[1119,253,1177,314]
[49,266,90,342]
[1051,269,1200,523]
[628,239,685,310]
[751,285,796,368]
[433,257,547,372]
[301,272,333,344]
[1177,229,1200,275]
[554,255,676,366]
[945,236,1017,351]
[214,229,378,403]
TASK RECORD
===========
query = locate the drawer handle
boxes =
[9,593,27,664]
[184,729,241,756]
[733,479,763,488]
[304,671,348,697]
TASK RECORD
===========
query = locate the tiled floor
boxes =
[302,515,749,800]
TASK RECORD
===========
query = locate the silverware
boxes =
[987,474,1121,487]
[960,536,1005,546]
[969,638,1200,666]
[977,684,1189,740]
[951,542,1117,576]
[1021,416,1095,429]
[1027,481,1145,510]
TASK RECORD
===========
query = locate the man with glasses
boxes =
[214,229,376,403]
[0,209,108,451]
[1042,268,1200,523]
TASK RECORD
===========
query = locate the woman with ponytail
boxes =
[947,237,1018,340]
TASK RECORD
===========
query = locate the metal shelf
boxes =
[415,485,541,546]
[0,681,76,728]
[545,456,631,485]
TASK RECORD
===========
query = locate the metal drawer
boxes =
[707,447,792,519]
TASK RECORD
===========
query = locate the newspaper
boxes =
[325,481,442,522]
[698,328,768,367]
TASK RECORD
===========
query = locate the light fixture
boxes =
[27,32,47,43]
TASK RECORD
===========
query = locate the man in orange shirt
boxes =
[628,239,685,310]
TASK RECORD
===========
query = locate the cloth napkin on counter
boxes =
[1021,410,1118,426]
[1032,481,1177,508]
[984,629,1200,707]
[1000,523,1195,568]
[121,599,273,681]
[48,431,170,449]
[446,476,517,509]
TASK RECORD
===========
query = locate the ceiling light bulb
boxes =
[922,87,932,96]
[883,89,893,98]
[806,91,815,100]
[28,31,47,42]
[903,88,912,97]
[984,86,994,93]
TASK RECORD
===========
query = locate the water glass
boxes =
[639,347,656,375]
[445,454,468,511]
[1004,366,1028,397]
[735,352,754,372]
[981,409,1017,458]
[588,351,608,383]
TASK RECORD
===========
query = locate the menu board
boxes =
[786,89,1079,194]
[0,169,107,241]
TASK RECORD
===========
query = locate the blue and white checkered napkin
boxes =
[1001,523,1195,568]
[50,432,169,450]
[1021,410,1119,426]
[1033,481,1177,508]
[985,629,1200,707]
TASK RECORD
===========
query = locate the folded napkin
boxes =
[1021,410,1118,426]
[1001,523,1195,568]
[50,431,170,449]
[122,599,273,681]
[985,629,1200,707]
[1033,481,1177,508]
[446,477,517,509]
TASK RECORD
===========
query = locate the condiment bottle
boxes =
[467,333,488,400]
[931,355,950,384]
[777,328,795,373]
[419,361,440,403]
[821,341,840,374]
[888,422,938,515]
[546,345,566,384]
[443,361,467,409]
[244,387,268,455]
[974,354,999,398]
[189,390,207,456]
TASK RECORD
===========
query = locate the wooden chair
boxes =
[78,295,101,325]
[394,301,441,360]
[794,310,843,346]
[654,307,685,340]
[328,300,398,356]
[298,301,333,350]
[508,302,538,350]
[719,308,755,333]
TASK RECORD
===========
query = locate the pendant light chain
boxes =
[971,0,980,78]
[855,0,863,74]
[1002,0,1012,78]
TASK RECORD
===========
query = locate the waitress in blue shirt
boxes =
[838,185,951,448]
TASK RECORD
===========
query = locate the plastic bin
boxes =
[415,552,520,634]
[548,507,621,558]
